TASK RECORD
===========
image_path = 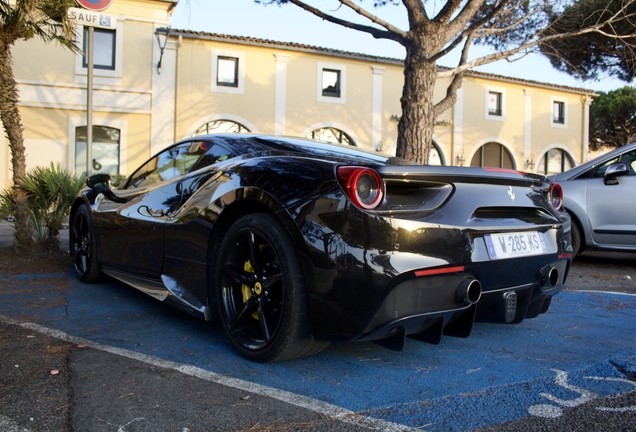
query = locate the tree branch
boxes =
[402,0,430,24]
[445,0,489,39]
[433,0,469,25]
[285,0,407,43]
[438,2,636,78]
[476,0,549,37]
[338,0,407,35]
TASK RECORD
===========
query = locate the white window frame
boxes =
[82,27,116,70]
[485,86,506,122]
[211,50,245,94]
[74,20,124,84]
[317,62,346,104]
[550,97,568,129]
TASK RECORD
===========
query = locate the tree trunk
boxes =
[0,42,33,253]
[395,46,437,165]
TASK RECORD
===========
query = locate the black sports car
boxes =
[70,134,572,362]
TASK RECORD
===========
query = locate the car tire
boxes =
[215,213,329,362]
[570,216,583,258]
[70,205,102,283]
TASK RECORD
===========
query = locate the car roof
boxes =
[553,141,636,181]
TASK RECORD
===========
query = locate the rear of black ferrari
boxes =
[302,164,571,351]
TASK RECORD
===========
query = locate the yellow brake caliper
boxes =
[242,259,260,320]
[241,244,271,321]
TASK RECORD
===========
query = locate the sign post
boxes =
[67,4,115,176]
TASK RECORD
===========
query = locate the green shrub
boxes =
[1,163,85,250]
[109,173,127,187]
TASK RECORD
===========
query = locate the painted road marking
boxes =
[1,272,635,431]
[528,368,636,418]
[0,315,414,432]
[529,369,597,418]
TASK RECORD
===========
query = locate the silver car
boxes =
[551,141,636,257]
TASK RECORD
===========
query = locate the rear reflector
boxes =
[415,266,465,277]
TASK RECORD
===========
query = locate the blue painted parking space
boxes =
[1,271,635,431]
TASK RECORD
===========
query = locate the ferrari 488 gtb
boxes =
[70,134,572,362]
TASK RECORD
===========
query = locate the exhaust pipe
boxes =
[457,279,482,305]
[542,267,559,288]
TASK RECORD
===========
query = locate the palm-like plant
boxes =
[0,163,85,249]
[0,0,78,252]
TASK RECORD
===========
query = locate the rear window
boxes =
[254,136,392,163]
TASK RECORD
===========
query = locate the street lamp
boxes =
[155,26,171,74]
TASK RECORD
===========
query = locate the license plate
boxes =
[484,231,547,259]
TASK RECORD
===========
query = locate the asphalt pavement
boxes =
[1,220,635,431]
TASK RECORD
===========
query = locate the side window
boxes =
[75,126,120,175]
[307,127,356,146]
[126,141,208,189]
[485,87,506,121]
[317,62,346,104]
[83,27,116,70]
[619,150,636,174]
[193,119,250,135]
[470,142,515,169]
[216,56,239,87]
[538,148,575,175]
[322,69,341,98]
[488,91,502,116]
[550,97,568,129]
[190,143,235,172]
[553,101,565,124]
[211,50,245,94]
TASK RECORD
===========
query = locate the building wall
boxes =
[1,0,172,191]
[2,0,593,194]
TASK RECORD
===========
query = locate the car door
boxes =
[92,141,209,276]
[163,141,236,263]
[586,148,636,246]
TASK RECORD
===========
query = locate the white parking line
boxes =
[0,315,415,432]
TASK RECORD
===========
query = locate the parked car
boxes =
[70,134,571,362]
[551,142,636,258]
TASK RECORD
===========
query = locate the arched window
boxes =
[193,120,250,136]
[428,141,445,166]
[470,142,515,169]
[75,126,120,175]
[537,148,575,175]
[307,127,356,146]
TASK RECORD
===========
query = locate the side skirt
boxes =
[101,267,212,321]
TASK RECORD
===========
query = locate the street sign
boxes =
[68,7,116,29]
[76,0,113,11]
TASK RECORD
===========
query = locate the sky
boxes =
[169,0,632,94]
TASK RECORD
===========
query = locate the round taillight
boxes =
[337,167,384,210]
[549,183,563,211]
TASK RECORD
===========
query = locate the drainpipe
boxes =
[581,94,591,163]
[174,35,182,143]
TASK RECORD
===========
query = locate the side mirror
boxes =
[86,174,127,203]
[86,173,112,192]
[604,162,629,185]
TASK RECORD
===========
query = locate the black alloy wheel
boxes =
[70,205,101,283]
[215,213,328,362]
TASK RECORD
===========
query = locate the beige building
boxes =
[2,0,595,192]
